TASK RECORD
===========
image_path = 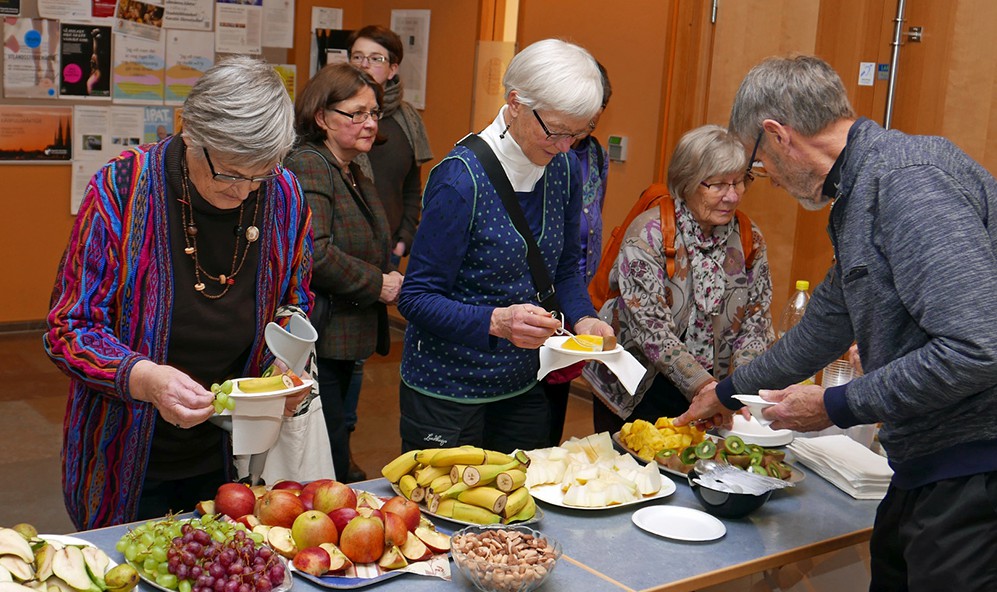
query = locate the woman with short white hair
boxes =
[397,39,614,453]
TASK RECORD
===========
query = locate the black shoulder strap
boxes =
[457,133,561,313]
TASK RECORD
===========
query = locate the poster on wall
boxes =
[164,29,211,105]
[114,0,164,42]
[59,23,112,99]
[1,0,20,16]
[309,6,340,76]
[93,0,117,18]
[215,0,261,55]
[37,0,88,20]
[390,9,430,110]
[112,32,165,103]
[273,63,294,101]
[261,0,291,48]
[143,105,173,142]
[0,104,72,162]
[3,18,60,99]
[162,0,212,31]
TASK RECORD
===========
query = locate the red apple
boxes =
[235,514,261,529]
[318,543,354,574]
[256,490,306,528]
[338,515,385,564]
[291,510,339,549]
[377,544,407,570]
[355,491,380,510]
[250,485,268,499]
[357,507,384,523]
[414,526,451,554]
[400,531,432,562]
[328,507,360,534]
[195,499,215,516]
[292,546,331,576]
[272,480,304,492]
[266,526,298,559]
[214,483,256,519]
[299,491,315,510]
[381,496,422,532]
[301,479,333,498]
[312,481,357,514]
[383,512,407,548]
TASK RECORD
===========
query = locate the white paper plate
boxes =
[229,377,315,399]
[631,506,726,542]
[529,478,676,510]
[719,415,794,447]
[543,336,623,357]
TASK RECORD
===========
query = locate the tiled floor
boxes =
[0,328,596,534]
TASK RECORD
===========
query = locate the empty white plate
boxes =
[733,394,777,426]
[631,506,726,541]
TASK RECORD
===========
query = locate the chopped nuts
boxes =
[453,528,559,592]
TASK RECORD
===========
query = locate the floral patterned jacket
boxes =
[582,207,775,418]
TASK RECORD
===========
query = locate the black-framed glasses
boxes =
[203,148,281,184]
[747,129,768,179]
[700,177,751,195]
[532,109,592,143]
[349,52,390,66]
[329,107,383,124]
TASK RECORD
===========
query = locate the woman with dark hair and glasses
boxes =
[397,39,613,454]
[583,124,775,434]
[284,63,400,482]
[45,56,313,529]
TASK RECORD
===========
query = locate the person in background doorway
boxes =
[284,63,399,483]
[45,56,312,529]
[674,55,997,591]
[542,61,612,447]
[338,25,434,481]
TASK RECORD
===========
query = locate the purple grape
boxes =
[212,578,225,592]
[254,577,272,592]
[194,530,212,546]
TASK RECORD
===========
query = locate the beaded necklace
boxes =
[178,148,260,299]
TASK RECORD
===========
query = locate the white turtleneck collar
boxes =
[478,104,546,192]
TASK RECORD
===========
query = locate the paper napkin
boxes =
[539,336,646,395]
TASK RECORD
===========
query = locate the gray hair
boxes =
[668,125,749,201]
[503,39,603,119]
[729,55,856,142]
[181,56,296,168]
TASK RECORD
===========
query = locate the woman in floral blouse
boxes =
[583,124,775,433]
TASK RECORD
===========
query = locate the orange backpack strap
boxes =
[734,210,756,270]
[659,194,677,278]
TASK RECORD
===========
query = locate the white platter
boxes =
[543,335,623,357]
[631,506,726,542]
[529,478,676,510]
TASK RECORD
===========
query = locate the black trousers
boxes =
[399,381,550,454]
[137,467,228,520]
[542,380,571,447]
[317,357,355,481]
[592,372,691,434]
[869,471,997,591]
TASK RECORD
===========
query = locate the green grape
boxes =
[140,531,155,547]
[143,557,158,574]
[155,573,178,590]
[220,380,233,394]
[224,396,236,412]
[157,561,170,575]
[211,529,226,543]
[210,382,221,393]
[123,542,139,563]
[249,532,264,544]
[212,399,224,414]
[115,539,127,553]
[151,544,168,563]
[178,580,192,592]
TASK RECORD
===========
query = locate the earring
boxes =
[499,123,510,140]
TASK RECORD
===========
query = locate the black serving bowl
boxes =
[687,469,773,519]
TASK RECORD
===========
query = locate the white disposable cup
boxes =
[822,359,855,388]
[264,315,318,376]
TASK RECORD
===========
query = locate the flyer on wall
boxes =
[114,0,164,42]
[390,9,430,110]
[143,105,174,143]
[261,0,291,48]
[162,0,212,31]
[37,0,88,20]
[214,0,261,55]
[59,23,112,99]
[308,5,341,76]
[112,32,165,103]
[3,18,60,99]
[93,0,117,18]
[1,0,20,16]
[0,104,72,162]
[273,63,294,101]
[164,28,212,104]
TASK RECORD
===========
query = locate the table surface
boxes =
[73,463,879,592]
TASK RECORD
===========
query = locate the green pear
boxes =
[0,529,34,563]
[79,548,108,589]
[8,526,36,543]
[0,558,32,583]
[0,564,13,582]
[0,581,38,592]
[51,548,92,592]
[34,543,55,582]
[102,564,139,592]
[45,577,77,592]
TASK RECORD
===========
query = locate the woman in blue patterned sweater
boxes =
[397,39,613,453]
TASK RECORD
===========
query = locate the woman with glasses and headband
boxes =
[397,39,613,453]
[583,124,775,434]
[45,56,313,529]
[284,63,400,482]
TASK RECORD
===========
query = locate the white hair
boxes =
[503,39,603,119]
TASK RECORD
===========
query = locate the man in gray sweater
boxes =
[676,55,997,591]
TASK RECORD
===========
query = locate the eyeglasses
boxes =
[700,176,752,195]
[746,129,768,179]
[532,110,593,143]
[203,148,281,184]
[328,107,382,124]
[349,52,390,66]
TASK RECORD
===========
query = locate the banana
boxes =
[495,469,528,493]
[427,447,487,467]
[451,501,502,525]
[414,448,442,465]
[428,475,456,494]
[381,450,420,483]
[457,486,508,515]
[432,498,455,517]
[438,482,470,500]
[397,474,425,502]
[449,465,468,484]
[501,487,532,519]
[237,374,293,393]
[484,451,517,465]
[414,465,451,487]
[503,492,536,523]
[461,460,521,487]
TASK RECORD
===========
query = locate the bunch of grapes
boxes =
[116,516,284,592]
[210,381,237,414]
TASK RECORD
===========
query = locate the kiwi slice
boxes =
[695,439,718,459]
[679,446,699,465]
[723,435,746,454]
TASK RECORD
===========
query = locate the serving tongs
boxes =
[690,459,794,495]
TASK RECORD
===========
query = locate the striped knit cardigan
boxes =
[44,138,314,529]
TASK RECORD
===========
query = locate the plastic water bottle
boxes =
[778,280,810,339]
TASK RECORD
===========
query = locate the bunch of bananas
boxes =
[381,447,536,525]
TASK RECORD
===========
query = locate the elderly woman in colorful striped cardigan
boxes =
[44,56,314,529]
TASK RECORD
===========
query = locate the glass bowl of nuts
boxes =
[450,524,562,592]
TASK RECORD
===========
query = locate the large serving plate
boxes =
[529,478,676,510]
[543,335,623,357]
[390,483,543,527]
[612,431,804,484]
[289,551,450,589]
[131,556,292,592]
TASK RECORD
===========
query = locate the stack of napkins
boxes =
[788,435,893,499]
